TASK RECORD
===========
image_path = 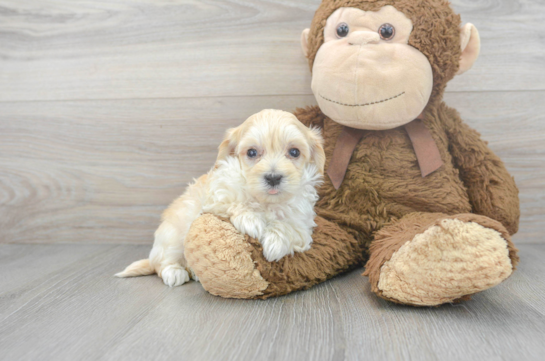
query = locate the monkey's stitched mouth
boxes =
[319,91,405,107]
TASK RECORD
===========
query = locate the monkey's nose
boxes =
[348,31,380,46]
[264,174,283,187]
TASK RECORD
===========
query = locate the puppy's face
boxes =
[217,110,325,204]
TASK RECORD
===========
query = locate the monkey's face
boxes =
[308,6,433,130]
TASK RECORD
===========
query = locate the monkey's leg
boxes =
[363,212,519,306]
[184,214,364,299]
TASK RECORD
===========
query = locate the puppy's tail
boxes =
[115,259,155,278]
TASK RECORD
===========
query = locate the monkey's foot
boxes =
[184,214,270,299]
[185,214,363,299]
[365,213,518,306]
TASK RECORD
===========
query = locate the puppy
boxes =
[116,109,325,287]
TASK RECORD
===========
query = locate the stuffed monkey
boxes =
[184,0,520,306]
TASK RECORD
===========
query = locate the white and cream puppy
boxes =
[116,109,326,287]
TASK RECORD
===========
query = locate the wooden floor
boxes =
[0,243,543,361]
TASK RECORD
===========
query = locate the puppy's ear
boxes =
[217,126,242,162]
[307,127,326,175]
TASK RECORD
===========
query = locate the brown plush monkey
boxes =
[184,0,520,306]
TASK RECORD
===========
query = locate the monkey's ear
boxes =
[301,28,310,58]
[457,23,480,75]
[217,126,241,163]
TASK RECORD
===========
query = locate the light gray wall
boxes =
[0,0,543,244]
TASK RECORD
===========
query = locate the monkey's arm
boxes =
[442,105,520,235]
[293,105,326,129]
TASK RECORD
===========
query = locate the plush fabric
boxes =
[363,212,518,306]
[184,0,520,305]
[306,0,463,101]
[186,214,364,299]
[186,101,520,302]
[185,214,269,298]
[298,102,520,241]
[250,216,364,299]
[457,23,481,75]
[310,6,434,129]
[377,219,513,306]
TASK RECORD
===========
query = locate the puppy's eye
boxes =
[336,23,349,38]
[378,23,395,40]
[247,149,258,158]
[288,148,300,158]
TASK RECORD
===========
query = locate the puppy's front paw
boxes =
[231,212,266,239]
[292,242,312,253]
[161,265,190,287]
[261,229,291,262]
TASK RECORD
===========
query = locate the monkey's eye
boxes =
[378,23,395,40]
[288,148,300,158]
[247,149,258,158]
[336,23,349,38]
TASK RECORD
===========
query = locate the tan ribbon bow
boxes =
[327,117,444,190]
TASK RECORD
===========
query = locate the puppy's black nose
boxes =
[265,174,283,187]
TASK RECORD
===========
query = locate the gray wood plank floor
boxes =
[1,243,544,361]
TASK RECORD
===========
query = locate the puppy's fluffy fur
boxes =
[116,109,325,287]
